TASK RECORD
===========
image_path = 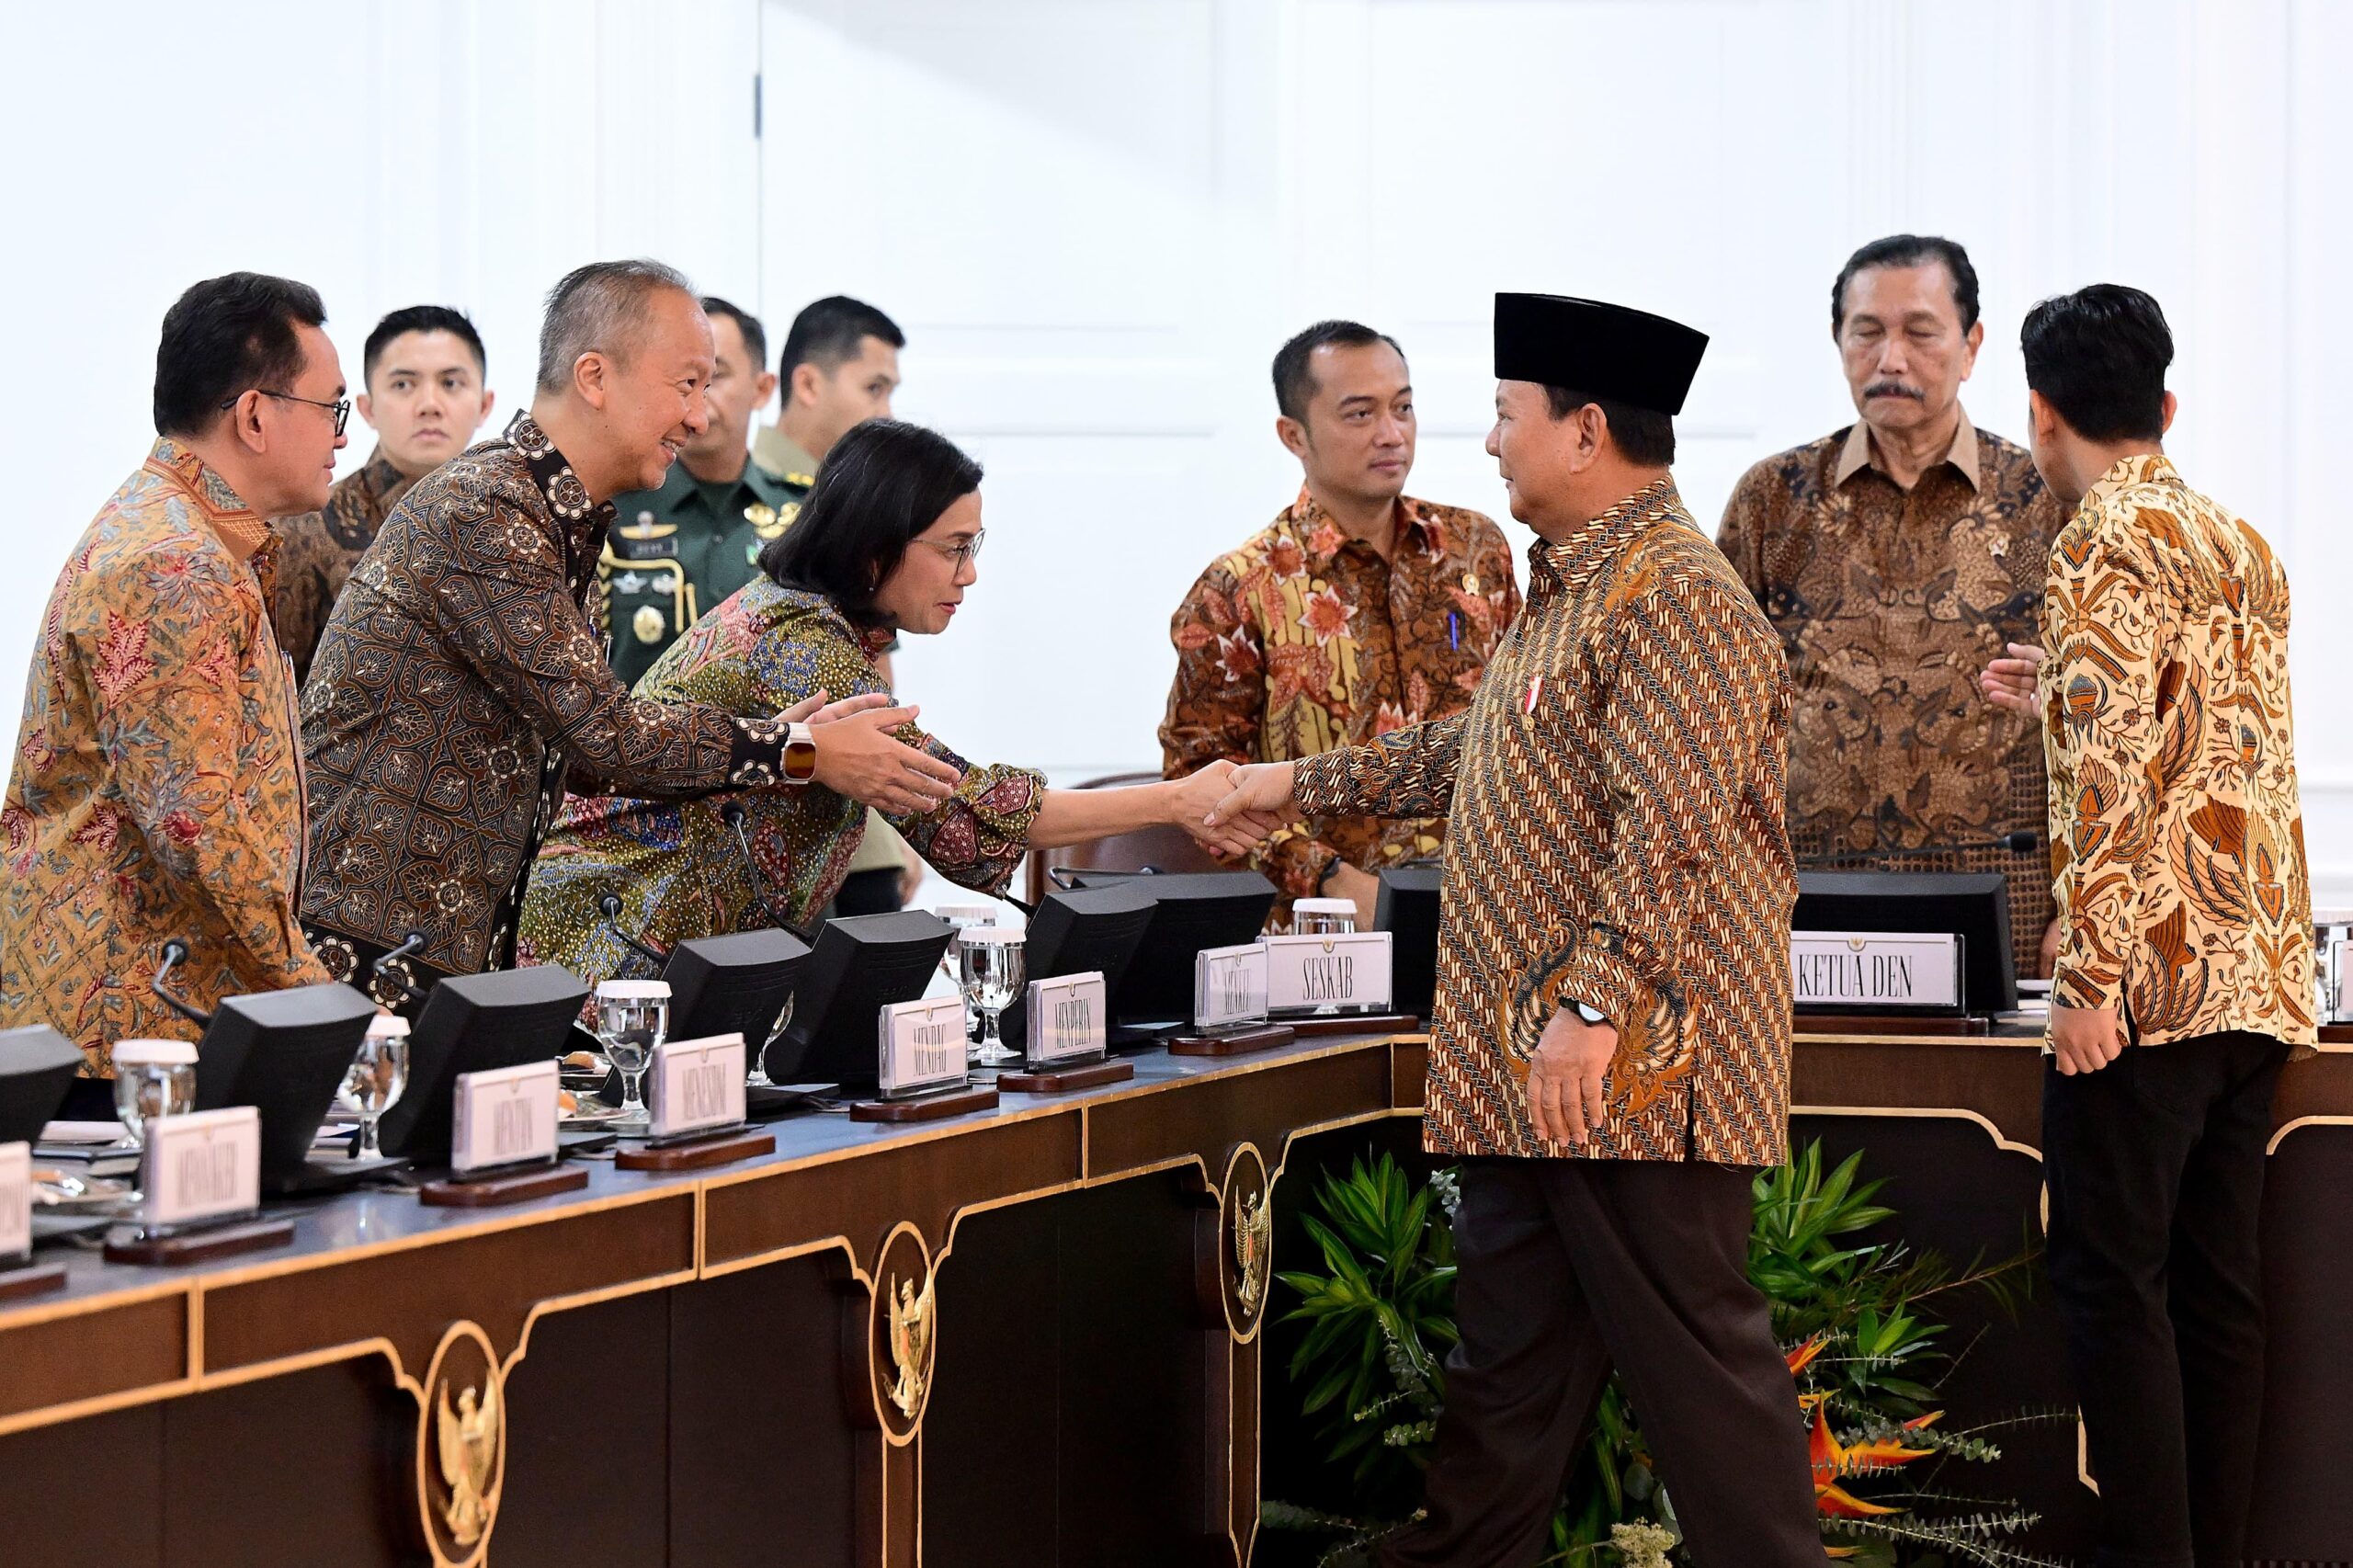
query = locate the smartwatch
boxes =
[782,722,817,784]
[1561,998,1608,1026]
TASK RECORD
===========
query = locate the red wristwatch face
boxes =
[784,735,817,782]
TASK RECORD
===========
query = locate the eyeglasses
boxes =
[917,529,985,570]
[221,389,352,437]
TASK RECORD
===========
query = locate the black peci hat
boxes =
[1493,292,1708,416]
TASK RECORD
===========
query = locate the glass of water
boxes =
[958,929,1026,1067]
[109,1040,198,1152]
[934,903,997,976]
[336,1014,411,1162]
[597,980,670,1132]
[1292,897,1358,1015]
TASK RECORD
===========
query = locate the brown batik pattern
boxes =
[271,448,416,686]
[1717,421,2065,977]
[299,412,792,981]
[2040,454,2314,1051]
[1296,479,1797,1165]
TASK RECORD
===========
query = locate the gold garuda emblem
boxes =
[1232,1187,1273,1314]
[436,1377,500,1548]
[746,500,799,540]
[885,1267,936,1418]
[631,604,666,644]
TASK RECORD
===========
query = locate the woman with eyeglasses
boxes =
[517,418,1267,985]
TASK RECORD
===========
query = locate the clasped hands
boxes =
[1169,759,1296,859]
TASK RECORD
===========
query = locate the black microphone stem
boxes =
[721,802,813,943]
[150,939,214,1028]
[597,894,670,975]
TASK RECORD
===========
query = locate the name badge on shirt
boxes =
[1266,932,1394,1015]
[878,997,969,1100]
[451,1061,562,1174]
[1194,942,1270,1032]
[143,1108,261,1228]
[649,1034,747,1140]
[0,1142,30,1264]
[1026,972,1108,1067]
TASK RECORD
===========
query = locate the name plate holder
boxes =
[419,1061,588,1209]
[999,972,1134,1094]
[1264,931,1421,1038]
[1170,942,1296,1058]
[0,1141,63,1300]
[617,1034,776,1171]
[1790,930,1967,1019]
[851,997,1000,1124]
[104,1108,295,1267]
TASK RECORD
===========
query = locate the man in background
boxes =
[601,296,797,688]
[3,273,342,1065]
[754,293,918,915]
[1162,319,1518,929]
[1718,234,2064,980]
[274,305,494,681]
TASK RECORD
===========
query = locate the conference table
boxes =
[3,1024,2348,1567]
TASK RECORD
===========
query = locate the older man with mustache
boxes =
[1717,233,2066,982]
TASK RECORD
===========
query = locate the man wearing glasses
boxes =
[0,272,345,1072]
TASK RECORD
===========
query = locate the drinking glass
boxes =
[958,930,1026,1067]
[335,1015,411,1162]
[1292,897,1358,1015]
[597,980,671,1132]
[108,1040,197,1153]
[934,903,997,978]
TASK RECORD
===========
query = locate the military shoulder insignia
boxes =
[749,500,797,541]
[631,604,666,643]
[784,472,815,489]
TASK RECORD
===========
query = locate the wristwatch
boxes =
[1561,997,1608,1026]
[782,722,817,784]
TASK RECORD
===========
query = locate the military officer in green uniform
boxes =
[602,296,802,687]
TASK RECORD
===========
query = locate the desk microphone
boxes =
[368,930,431,1006]
[1803,830,2040,869]
[150,939,215,1028]
[719,801,813,942]
[597,893,669,975]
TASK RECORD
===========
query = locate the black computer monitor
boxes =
[665,927,810,1049]
[0,1025,85,1146]
[191,982,378,1182]
[1062,870,1277,1028]
[999,882,1160,1050]
[1791,869,2017,1017]
[1373,866,1443,1022]
[378,965,592,1161]
[761,912,953,1091]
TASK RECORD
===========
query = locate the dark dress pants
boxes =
[1378,1156,1824,1568]
[2043,1028,2290,1568]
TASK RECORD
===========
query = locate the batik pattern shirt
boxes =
[272,448,416,686]
[1294,480,1796,1165]
[1,441,327,1065]
[517,579,1044,986]
[1717,415,2064,977]
[2040,454,2314,1051]
[1160,491,1518,910]
[299,413,793,987]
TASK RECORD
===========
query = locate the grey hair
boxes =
[536,258,697,392]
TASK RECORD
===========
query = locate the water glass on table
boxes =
[597,980,671,1133]
[958,929,1026,1068]
[108,1040,197,1154]
[1292,897,1358,1015]
[336,1014,411,1161]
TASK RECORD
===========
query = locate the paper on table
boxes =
[38,1121,125,1145]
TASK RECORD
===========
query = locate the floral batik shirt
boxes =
[2040,454,2314,1052]
[517,579,1044,988]
[1,441,327,1067]
[1159,490,1518,912]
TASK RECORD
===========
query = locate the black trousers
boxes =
[1378,1157,1824,1568]
[2043,1029,2290,1568]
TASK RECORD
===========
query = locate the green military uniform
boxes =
[601,455,811,688]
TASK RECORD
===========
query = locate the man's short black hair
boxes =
[1542,387,1675,467]
[361,305,486,387]
[1272,320,1405,423]
[700,296,767,370]
[153,271,327,438]
[2020,283,2174,444]
[1831,233,1981,336]
[758,419,982,629]
[777,296,904,380]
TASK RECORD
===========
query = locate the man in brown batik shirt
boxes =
[1718,234,2065,981]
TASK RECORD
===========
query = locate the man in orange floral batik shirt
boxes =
[1160,321,1519,928]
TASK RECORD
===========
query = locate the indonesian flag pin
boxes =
[1523,674,1543,715]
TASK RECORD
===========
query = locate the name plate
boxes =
[1026,972,1108,1067]
[649,1033,747,1139]
[1194,942,1269,1032]
[0,1142,28,1264]
[1790,930,1961,1010]
[451,1060,561,1173]
[142,1107,261,1227]
[1266,931,1393,1015]
[878,996,969,1099]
